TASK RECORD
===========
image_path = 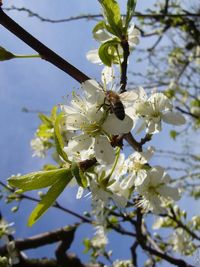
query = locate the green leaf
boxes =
[8,168,71,192]
[54,113,69,162]
[83,238,91,253]
[0,46,15,61]
[37,124,53,139]
[98,38,120,66]
[38,113,53,127]
[191,99,200,107]
[50,106,58,122]
[92,21,106,39]
[125,0,137,29]
[43,164,59,171]
[71,162,87,188]
[28,173,73,226]
[99,0,123,37]
[170,130,178,140]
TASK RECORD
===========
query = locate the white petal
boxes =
[112,194,127,208]
[125,106,137,120]
[128,24,140,37]
[82,79,105,105]
[64,113,86,130]
[149,93,172,111]
[82,79,102,95]
[147,120,161,134]
[102,114,133,134]
[101,66,114,84]
[149,195,166,214]
[120,90,138,106]
[138,87,147,101]
[64,134,93,153]
[136,119,146,134]
[121,175,135,189]
[150,166,164,185]
[141,146,155,162]
[71,94,88,112]
[94,136,115,165]
[93,29,111,42]
[158,186,180,201]
[129,37,140,48]
[135,101,152,116]
[134,170,148,186]
[162,111,186,125]
[76,187,84,199]
[60,104,77,115]
[86,49,102,64]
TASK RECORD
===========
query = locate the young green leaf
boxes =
[71,162,88,188]
[125,0,137,29]
[37,124,53,139]
[28,173,73,226]
[54,113,69,162]
[50,106,58,122]
[0,46,15,61]
[8,168,71,192]
[98,38,120,66]
[170,130,178,140]
[38,113,53,127]
[92,21,106,39]
[99,0,123,37]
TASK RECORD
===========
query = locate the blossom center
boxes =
[130,162,145,172]
[80,121,102,137]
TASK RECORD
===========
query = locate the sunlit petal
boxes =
[86,49,102,64]
[162,111,186,125]
[103,114,133,134]
[94,136,115,164]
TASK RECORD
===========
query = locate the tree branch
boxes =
[0,8,90,84]
[120,39,130,93]
[0,225,77,254]
[135,209,195,267]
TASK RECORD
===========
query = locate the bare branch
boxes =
[0,8,90,84]
[135,209,195,267]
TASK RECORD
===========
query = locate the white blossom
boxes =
[134,88,186,134]
[152,216,167,230]
[93,153,129,207]
[113,259,133,267]
[122,147,155,189]
[127,24,140,49]
[0,219,15,238]
[93,23,140,49]
[30,136,47,158]
[136,166,180,214]
[62,80,134,164]
[86,49,102,65]
[86,23,140,67]
[171,229,194,255]
[91,225,108,248]
[101,66,115,85]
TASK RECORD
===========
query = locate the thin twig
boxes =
[3,6,200,23]
[0,181,91,223]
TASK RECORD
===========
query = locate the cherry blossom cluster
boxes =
[29,8,186,245]
[31,78,185,220]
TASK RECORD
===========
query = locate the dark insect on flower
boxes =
[105,90,125,120]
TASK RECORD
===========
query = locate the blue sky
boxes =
[0,0,197,265]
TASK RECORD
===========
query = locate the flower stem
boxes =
[14,54,41,59]
[108,147,121,179]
